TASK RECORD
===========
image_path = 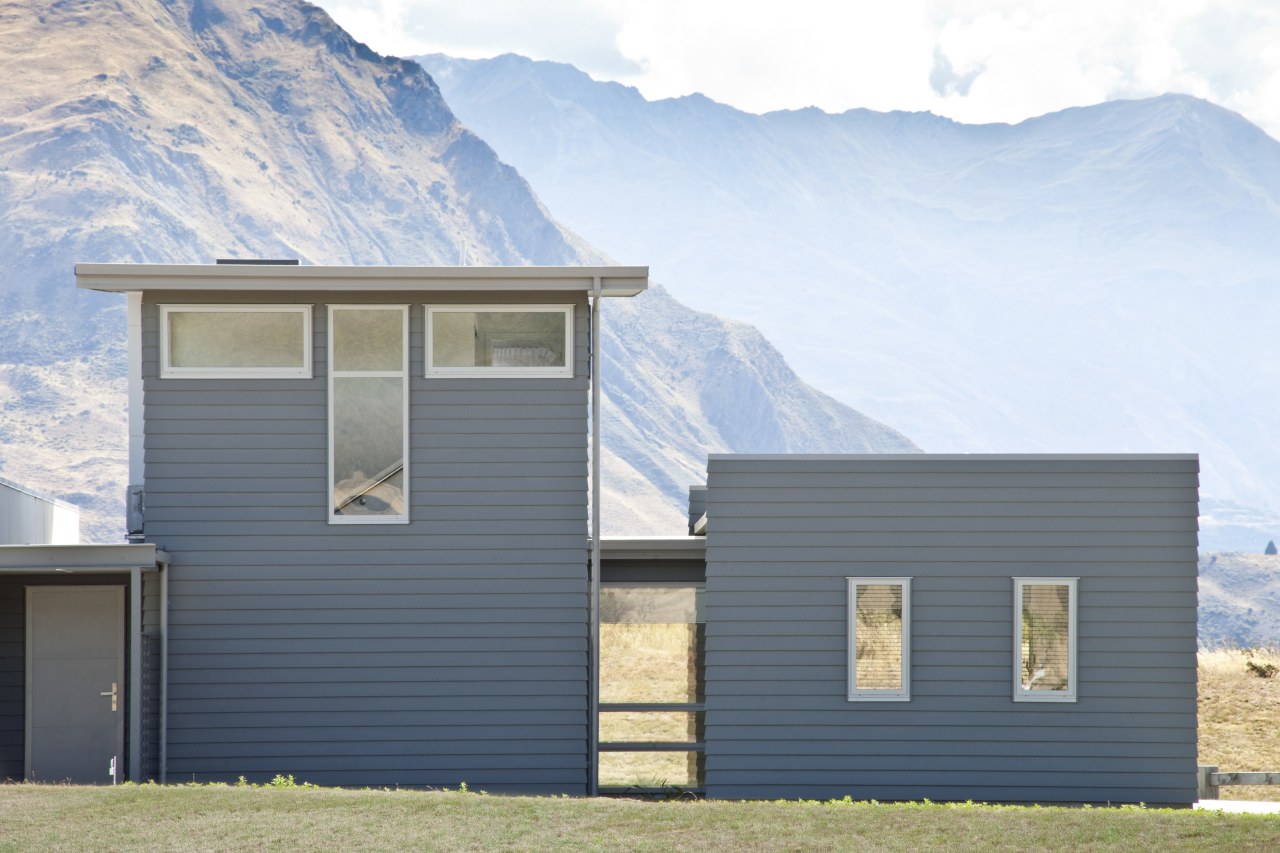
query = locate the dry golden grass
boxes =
[599,622,700,787]
[1199,648,1280,801]
[600,622,698,704]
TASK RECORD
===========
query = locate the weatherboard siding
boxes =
[142,291,590,792]
[701,455,1199,804]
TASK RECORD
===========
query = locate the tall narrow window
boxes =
[328,306,408,524]
[847,577,911,701]
[1013,578,1078,702]
[426,305,572,377]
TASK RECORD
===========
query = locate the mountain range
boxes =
[419,53,1280,552]
[4,0,1278,645]
[0,0,914,542]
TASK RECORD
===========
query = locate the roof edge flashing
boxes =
[706,453,1201,462]
[74,264,649,297]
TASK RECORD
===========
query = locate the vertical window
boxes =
[328,306,408,524]
[160,305,311,378]
[847,578,911,701]
[1013,578,1078,702]
[426,305,572,377]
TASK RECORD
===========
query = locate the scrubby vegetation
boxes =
[1199,648,1280,801]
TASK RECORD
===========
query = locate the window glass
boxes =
[598,751,699,789]
[329,307,407,523]
[600,586,703,704]
[848,578,911,700]
[428,307,570,374]
[1017,580,1076,699]
[599,711,701,744]
[331,377,405,517]
[332,308,404,372]
[163,306,310,376]
[854,583,904,690]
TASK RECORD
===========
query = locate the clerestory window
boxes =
[426,305,572,377]
[160,305,311,378]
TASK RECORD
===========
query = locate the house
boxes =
[0,262,1199,805]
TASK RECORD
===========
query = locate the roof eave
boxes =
[74,264,649,297]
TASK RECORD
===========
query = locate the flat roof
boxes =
[0,475,80,512]
[708,453,1199,462]
[599,536,707,561]
[0,543,169,571]
[75,264,648,297]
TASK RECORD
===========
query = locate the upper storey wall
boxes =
[139,289,592,792]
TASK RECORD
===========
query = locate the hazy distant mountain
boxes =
[1200,551,1280,647]
[420,53,1280,551]
[0,0,915,540]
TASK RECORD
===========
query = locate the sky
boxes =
[322,0,1280,140]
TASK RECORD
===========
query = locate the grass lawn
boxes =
[1198,648,1280,800]
[2,785,1279,853]
[3,651,1277,850]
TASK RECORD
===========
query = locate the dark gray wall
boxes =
[701,454,1200,804]
[142,291,590,792]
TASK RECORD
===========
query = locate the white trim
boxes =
[847,577,912,702]
[425,304,574,378]
[76,264,648,298]
[327,305,410,525]
[159,305,313,379]
[127,293,145,485]
[1013,577,1078,703]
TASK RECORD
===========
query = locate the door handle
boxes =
[100,682,118,712]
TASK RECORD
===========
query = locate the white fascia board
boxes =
[707,453,1201,462]
[74,264,649,297]
[598,537,707,561]
[0,543,160,570]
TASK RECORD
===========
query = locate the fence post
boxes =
[1197,765,1219,800]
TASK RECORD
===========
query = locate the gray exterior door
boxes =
[25,586,125,783]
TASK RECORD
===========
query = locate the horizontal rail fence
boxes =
[1198,765,1280,800]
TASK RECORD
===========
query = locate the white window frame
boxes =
[847,577,911,702]
[328,305,410,525]
[159,304,312,379]
[425,304,574,378]
[1013,577,1078,703]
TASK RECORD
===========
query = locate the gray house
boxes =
[0,262,1198,805]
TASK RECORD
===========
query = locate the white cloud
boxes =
[321,0,1280,139]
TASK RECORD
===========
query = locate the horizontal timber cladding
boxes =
[141,291,590,792]
[701,454,1199,804]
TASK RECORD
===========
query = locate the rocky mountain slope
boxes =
[420,53,1280,551]
[1200,552,1280,647]
[0,0,915,541]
